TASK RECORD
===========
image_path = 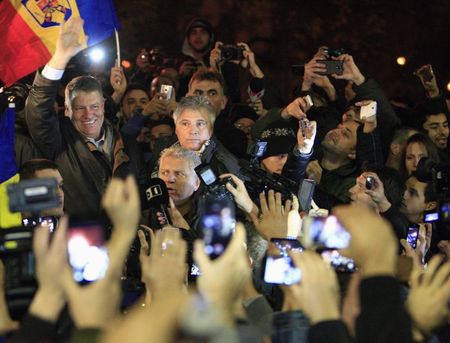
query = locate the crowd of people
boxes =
[1,14,450,343]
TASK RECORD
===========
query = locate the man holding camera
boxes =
[26,17,136,218]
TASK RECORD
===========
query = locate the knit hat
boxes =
[229,104,259,124]
[181,18,215,58]
[258,120,296,159]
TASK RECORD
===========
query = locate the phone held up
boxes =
[200,195,236,260]
[263,238,302,285]
[67,218,109,285]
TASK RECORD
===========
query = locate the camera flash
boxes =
[446,82,450,92]
[396,57,406,66]
[89,48,105,63]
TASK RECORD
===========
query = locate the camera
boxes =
[263,240,302,285]
[323,47,346,58]
[220,44,244,62]
[195,164,235,202]
[7,178,60,215]
[321,249,356,273]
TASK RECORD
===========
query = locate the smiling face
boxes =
[158,155,200,205]
[423,113,449,149]
[70,91,105,139]
[175,108,213,151]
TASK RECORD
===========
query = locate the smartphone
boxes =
[406,225,419,249]
[321,249,356,273]
[67,219,108,284]
[270,238,303,255]
[159,84,174,100]
[200,196,235,259]
[298,179,316,212]
[423,211,439,223]
[317,60,344,75]
[359,101,377,120]
[365,176,375,190]
[301,215,351,249]
[303,95,314,107]
[264,255,301,285]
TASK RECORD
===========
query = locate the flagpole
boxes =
[114,29,121,66]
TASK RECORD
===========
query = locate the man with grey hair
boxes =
[26,17,136,218]
[154,95,242,178]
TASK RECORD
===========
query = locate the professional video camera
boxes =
[416,157,450,224]
[195,164,235,202]
[239,141,298,203]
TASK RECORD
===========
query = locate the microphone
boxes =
[145,178,172,227]
[248,77,265,102]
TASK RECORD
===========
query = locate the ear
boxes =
[221,95,228,110]
[425,201,438,211]
[348,150,356,160]
[390,142,400,156]
[194,176,201,192]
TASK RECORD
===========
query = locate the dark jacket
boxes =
[26,72,135,218]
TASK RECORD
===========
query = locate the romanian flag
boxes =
[0,0,120,86]
[0,104,21,228]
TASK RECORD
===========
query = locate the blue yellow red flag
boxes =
[0,104,22,228]
[0,0,120,86]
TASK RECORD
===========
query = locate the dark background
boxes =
[110,0,450,103]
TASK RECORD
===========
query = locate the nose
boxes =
[189,125,199,136]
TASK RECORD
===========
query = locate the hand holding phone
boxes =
[68,219,108,284]
[301,215,351,249]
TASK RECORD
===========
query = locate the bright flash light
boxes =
[396,56,406,66]
[89,48,105,62]
[447,82,450,92]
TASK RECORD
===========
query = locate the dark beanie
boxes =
[229,104,259,124]
[258,120,296,159]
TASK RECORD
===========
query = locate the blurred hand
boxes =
[237,42,264,78]
[302,58,327,91]
[221,173,256,214]
[142,94,171,119]
[437,240,450,259]
[414,64,439,98]
[306,160,323,185]
[281,97,310,120]
[139,226,187,304]
[110,61,127,94]
[332,54,365,86]
[297,119,317,154]
[49,16,87,69]
[289,251,340,324]
[167,197,190,230]
[209,41,223,72]
[333,204,397,278]
[28,217,68,321]
[406,255,450,336]
[248,98,267,117]
[341,272,361,337]
[179,60,198,77]
[102,176,140,235]
[249,190,292,240]
[360,172,391,212]
[194,223,250,326]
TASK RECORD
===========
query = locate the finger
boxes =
[125,175,139,208]
[49,215,68,256]
[221,223,247,261]
[33,224,51,261]
[193,239,209,272]
[274,192,283,214]
[284,198,292,214]
[400,239,414,255]
[267,190,276,213]
[138,230,150,257]
[259,191,269,214]
[422,255,444,286]
[431,259,450,289]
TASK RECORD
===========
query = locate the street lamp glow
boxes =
[396,56,406,65]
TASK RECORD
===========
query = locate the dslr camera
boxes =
[220,44,244,62]
[195,164,235,202]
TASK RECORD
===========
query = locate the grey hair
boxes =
[160,144,202,170]
[172,95,216,125]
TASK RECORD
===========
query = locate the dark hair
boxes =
[121,83,149,105]
[20,159,59,180]
[400,132,440,178]
[188,67,226,94]
[369,166,405,210]
[409,173,438,204]
[147,117,175,130]
[65,75,103,108]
